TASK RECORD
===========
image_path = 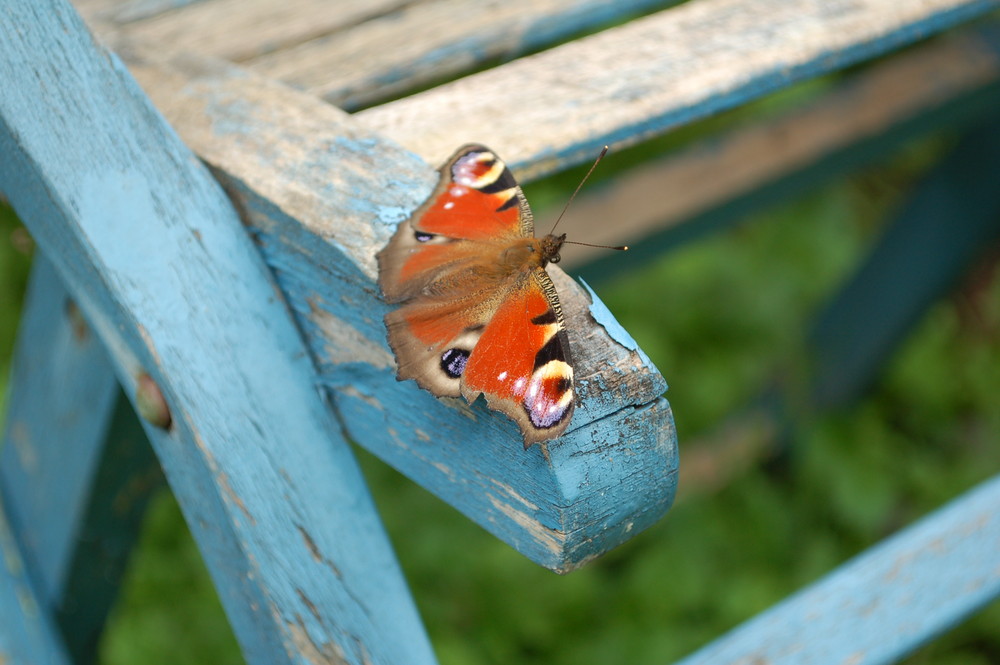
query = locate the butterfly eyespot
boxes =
[440,348,470,379]
[414,231,434,243]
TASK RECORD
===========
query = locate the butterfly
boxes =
[377,145,574,447]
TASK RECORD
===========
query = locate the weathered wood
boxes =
[357,0,1000,178]
[75,0,211,23]
[0,255,121,607]
[673,473,1000,665]
[85,0,411,61]
[809,118,1000,409]
[545,28,1000,269]
[119,47,678,572]
[0,2,435,663]
[79,0,677,111]
[0,256,162,664]
[0,495,73,665]
[246,0,676,110]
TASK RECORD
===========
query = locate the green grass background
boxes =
[2,94,999,664]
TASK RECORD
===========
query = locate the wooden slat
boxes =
[0,2,436,663]
[358,0,1000,178]
[246,0,675,110]
[0,496,72,665]
[117,47,677,572]
[0,255,121,607]
[73,0,208,23]
[550,28,1000,268]
[88,0,412,61]
[673,474,1000,665]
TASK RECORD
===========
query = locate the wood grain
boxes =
[118,45,677,572]
[246,0,675,110]
[548,28,1000,267]
[91,0,411,61]
[0,2,436,663]
[357,0,1000,178]
[75,0,210,23]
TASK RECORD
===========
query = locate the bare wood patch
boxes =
[357,0,997,176]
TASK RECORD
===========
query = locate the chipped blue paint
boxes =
[0,494,72,665]
[330,0,682,110]
[580,277,661,376]
[508,0,1000,182]
[674,474,1000,665]
[0,2,435,663]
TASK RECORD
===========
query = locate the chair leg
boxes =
[808,119,1000,409]
[0,496,73,665]
[1,254,163,664]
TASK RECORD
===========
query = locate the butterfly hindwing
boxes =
[377,145,574,445]
[461,269,574,446]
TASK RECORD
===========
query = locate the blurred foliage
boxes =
[2,87,999,665]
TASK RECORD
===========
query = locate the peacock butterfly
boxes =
[377,145,575,447]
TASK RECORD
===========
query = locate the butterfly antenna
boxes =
[563,240,629,251]
[548,145,609,236]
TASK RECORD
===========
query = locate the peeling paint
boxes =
[840,652,865,665]
[490,478,539,511]
[338,385,384,411]
[9,421,36,474]
[487,493,564,557]
[16,587,38,620]
[297,524,343,579]
[432,461,455,480]
[307,297,393,369]
[217,471,255,525]
[298,524,324,563]
[287,619,350,665]
[297,588,323,624]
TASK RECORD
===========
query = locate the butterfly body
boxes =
[377,145,574,446]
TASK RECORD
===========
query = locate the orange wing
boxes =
[461,270,574,445]
[378,144,532,304]
[377,145,574,446]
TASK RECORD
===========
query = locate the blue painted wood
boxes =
[0,255,162,663]
[0,255,120,606]
[123,50,679,572]
[673,474,1000,665]
[358,0,1000,181]
[574,24,1000,284]
[809,118,1000,409]
[252,0,683,111]
[0,2,435,663]
[0,495,72,665]
[93,0,210,23]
